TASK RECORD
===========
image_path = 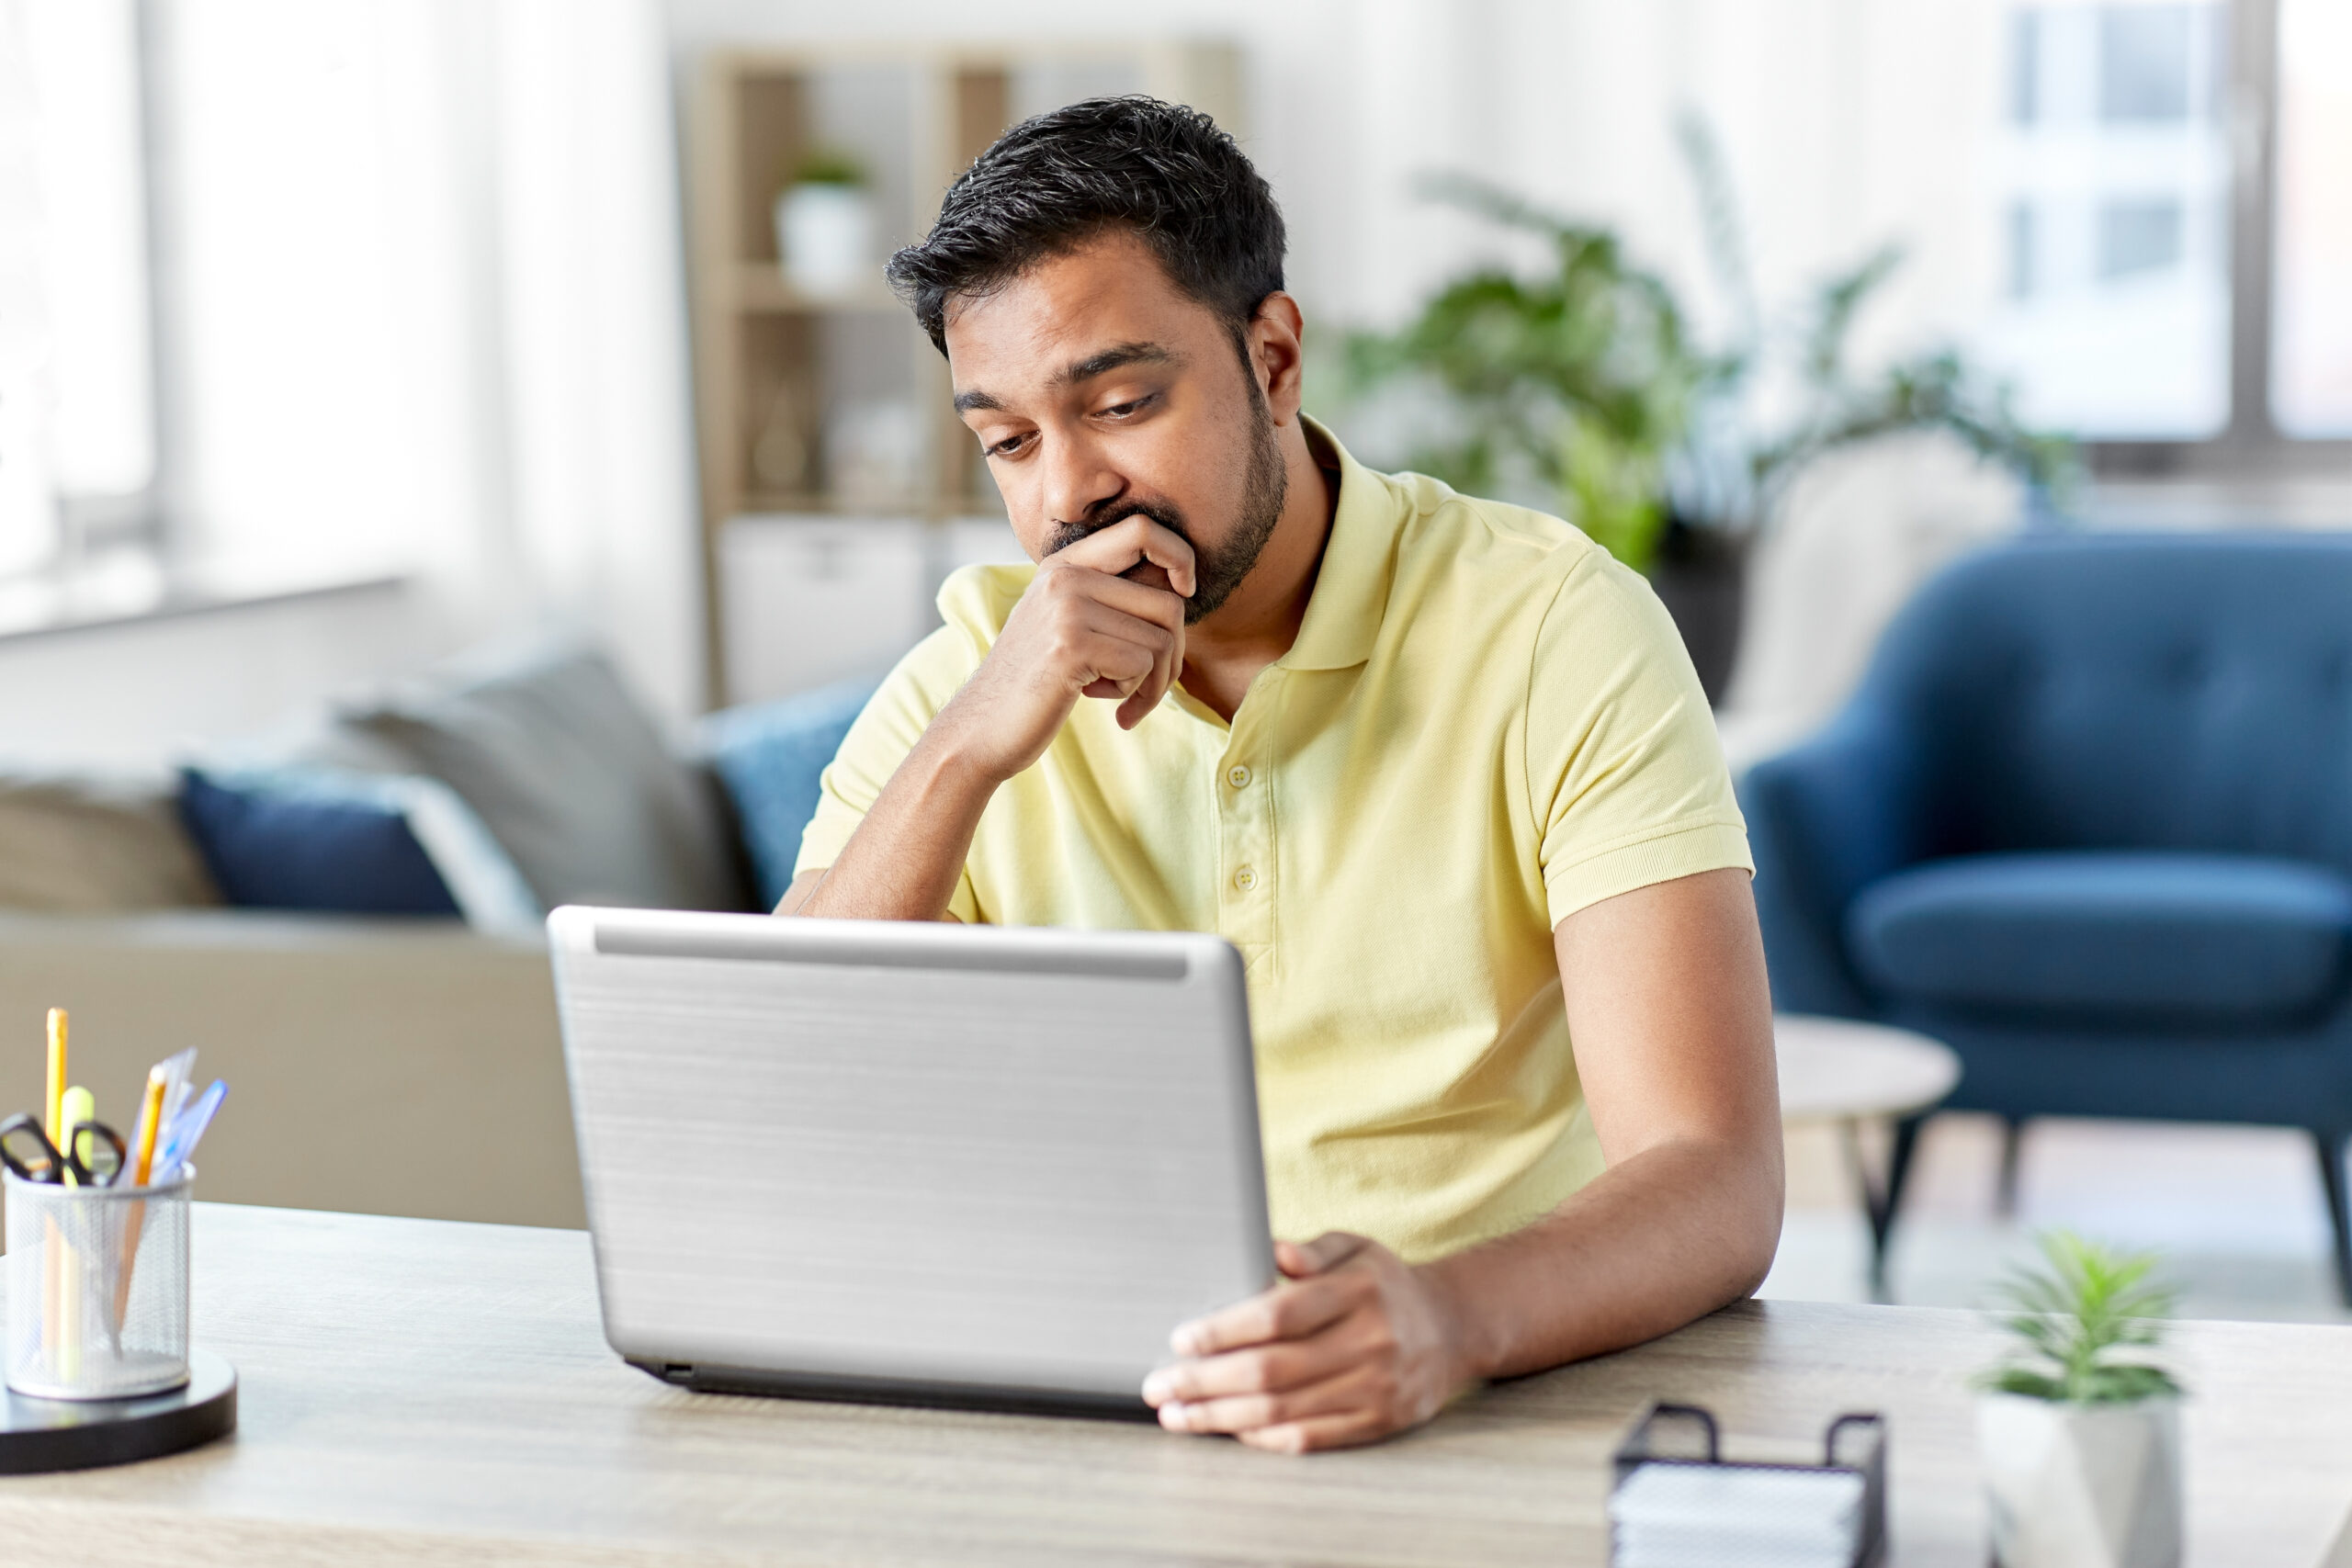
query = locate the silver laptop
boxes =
[548,906,1275,1417]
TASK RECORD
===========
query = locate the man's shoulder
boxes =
[1375,467,1617,608]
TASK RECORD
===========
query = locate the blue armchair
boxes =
[1740,534,2352,1296]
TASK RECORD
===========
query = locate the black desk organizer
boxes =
[1611,1402,1888,1568]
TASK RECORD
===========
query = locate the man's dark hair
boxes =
[886,96,1285,358]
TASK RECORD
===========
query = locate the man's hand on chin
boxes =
[1139,1233,1476,1453]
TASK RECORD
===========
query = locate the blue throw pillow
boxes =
[179,768,461,916]
[699,675,881,908]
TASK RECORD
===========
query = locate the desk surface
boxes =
[0,1204,2346,1566]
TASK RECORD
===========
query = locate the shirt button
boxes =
[1227,764,1251,789]
[1233,866,1259,892]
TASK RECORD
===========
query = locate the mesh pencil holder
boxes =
[5,1167,193,1401]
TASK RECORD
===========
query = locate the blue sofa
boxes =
[1740,534,2352,1296]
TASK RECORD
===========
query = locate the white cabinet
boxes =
[718,514,1031,704]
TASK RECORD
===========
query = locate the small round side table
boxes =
[1775,1013,1962,1299]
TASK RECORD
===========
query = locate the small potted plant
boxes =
[775,147,874,300]
[1975,1231,2185,1568]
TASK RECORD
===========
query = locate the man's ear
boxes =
[1247,292,1308,426]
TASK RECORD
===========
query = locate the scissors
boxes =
[0,1112,127,1186]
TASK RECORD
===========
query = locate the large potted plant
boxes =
[1336,120,2073,703]
[1975,1231,2184,1568]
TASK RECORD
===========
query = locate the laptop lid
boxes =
[549,908,1274,1414]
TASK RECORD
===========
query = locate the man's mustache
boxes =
[1042,500,1193,559]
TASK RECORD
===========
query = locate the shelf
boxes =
[724,263,901,316]
[736,492,1007,523]
[684,39,1241,705]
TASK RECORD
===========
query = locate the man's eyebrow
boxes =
[1059,341,1180,387]
[952,342,1180,416]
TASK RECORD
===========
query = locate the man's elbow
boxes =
[1719,1133,1787,1301]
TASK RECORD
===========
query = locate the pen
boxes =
[153,1047,197,1147]
[153,1079,227,1181]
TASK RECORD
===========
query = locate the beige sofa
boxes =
[0,911,581,1227]
[0,645,813,1231]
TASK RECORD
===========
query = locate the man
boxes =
[779,96,1781,1452]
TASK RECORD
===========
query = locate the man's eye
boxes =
[1099,393,1158,420]
[987,432,1032,458]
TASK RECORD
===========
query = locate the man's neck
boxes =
[1179,421,1340,723]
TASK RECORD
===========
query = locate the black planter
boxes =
[1647,517,1748,707]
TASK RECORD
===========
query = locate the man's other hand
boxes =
[930,513,1196,784]
[1139,1233,1474,1452]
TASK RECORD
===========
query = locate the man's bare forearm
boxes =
[1422,1133,1783,1383]
[788,726,1001,920]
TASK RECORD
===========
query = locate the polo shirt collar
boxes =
[1276,418,1400,673]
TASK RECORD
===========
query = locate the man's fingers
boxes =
[1051,575,1182,725]
[1277,1233,1373,1280]
[1063,563,1188,636]
[1236,1408,1391,1454]
[1170,1270,1363,1357]
[1143,1330,1362,1407]
[1154,1362,1385,1438]
[1053,514,1198,599]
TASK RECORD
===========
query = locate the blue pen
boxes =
[152,1079,226,1182]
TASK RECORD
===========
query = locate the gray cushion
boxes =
[336,646,753,912]
[0,772,220,911]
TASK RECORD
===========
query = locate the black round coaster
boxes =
[0,1349,236,1474]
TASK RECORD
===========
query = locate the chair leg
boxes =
[1849,1113,1928,1303]
[2313,1129,2352,1308]
[1995,1117,2027,1217]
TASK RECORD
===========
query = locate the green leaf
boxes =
[1980,1230,2185,1404]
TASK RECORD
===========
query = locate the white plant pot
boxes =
[775,184,874,299]
[1978,1393,2182,1568]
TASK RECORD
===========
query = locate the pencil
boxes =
[42,1009,65,1365]
[44,1009,65,1144]
[113,1067,169,1338]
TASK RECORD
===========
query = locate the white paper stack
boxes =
[1610,1461,1865,1568]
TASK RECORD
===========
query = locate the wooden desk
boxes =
[0,1204,2347,1566]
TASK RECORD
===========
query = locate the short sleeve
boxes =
[1527,548,1752,928]
[794,622,987,923]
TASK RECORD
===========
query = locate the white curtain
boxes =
[162,0,705,716]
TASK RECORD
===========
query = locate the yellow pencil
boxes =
[129,1068,164,1186]
[113,1067,169,1338]
[42,1009,66,1365]
[44,1008,65,1145]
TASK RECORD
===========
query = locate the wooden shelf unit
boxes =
[684,41,1243,705]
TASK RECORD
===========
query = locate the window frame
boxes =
[2091,0,2352,475]
[28,0,175,566]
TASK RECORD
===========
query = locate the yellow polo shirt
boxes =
[797,425,1750,1262]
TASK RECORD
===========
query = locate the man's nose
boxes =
[1038,426,1125,531]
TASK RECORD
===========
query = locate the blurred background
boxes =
[0,1,2347,1316]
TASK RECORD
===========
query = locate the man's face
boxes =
[944,230,1285,624]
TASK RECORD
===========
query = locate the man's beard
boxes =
[1041,386,1287,626]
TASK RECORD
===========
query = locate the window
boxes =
[0,0,156,577]
[1977,3,2233,439]
[2271,0,2352,436]
[0,0,424,603]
